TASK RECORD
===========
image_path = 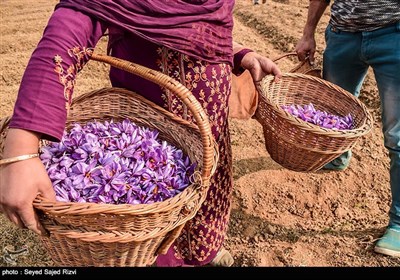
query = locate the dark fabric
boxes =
[56,0,235,64]
[330,0,400,32]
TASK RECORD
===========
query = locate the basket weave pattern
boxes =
[0,53,218,266]
[255,73,373,172]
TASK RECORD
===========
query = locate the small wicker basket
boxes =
[254,73,373,172]
[0,53,218,266]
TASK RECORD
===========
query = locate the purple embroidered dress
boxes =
[9,0,235,266]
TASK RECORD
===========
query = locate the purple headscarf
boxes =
[56,0,235,64]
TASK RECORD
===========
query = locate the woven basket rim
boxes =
[257,73,374,138]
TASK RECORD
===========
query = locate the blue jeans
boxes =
[323,22,400,229]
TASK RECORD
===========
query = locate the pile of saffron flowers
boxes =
[40,119,197,205]
[281,103,354,130]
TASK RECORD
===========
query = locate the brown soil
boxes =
[0,0,399,267]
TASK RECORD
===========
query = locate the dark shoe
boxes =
[374,228,400,257]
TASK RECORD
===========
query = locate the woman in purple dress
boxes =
[0,0,281,267]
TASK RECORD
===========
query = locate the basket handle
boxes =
[90,53,216,185]
[272,52,321,77]
[272,51,317,67]
[272,52,298,63]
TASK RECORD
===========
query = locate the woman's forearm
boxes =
[2,129,41,158]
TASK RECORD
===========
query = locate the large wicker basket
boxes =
[254,73,373,172]
[0,53,218,266]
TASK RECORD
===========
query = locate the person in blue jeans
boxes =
[295,0,400,258]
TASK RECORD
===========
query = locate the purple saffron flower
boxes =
[282,103,354,130]
[41,118,196,205]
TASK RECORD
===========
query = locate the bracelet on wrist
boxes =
[0,153,40,166]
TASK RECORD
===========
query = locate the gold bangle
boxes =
[0,153,40,166]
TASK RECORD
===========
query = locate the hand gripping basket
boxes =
[0,53,218,266]
[254,73,373,172]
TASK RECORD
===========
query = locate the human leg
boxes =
[322,25,369,170]
[368,22,400,257]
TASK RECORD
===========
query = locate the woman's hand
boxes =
[0,159,55,236]
[0,128,56,236]
[241,51,282,83]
